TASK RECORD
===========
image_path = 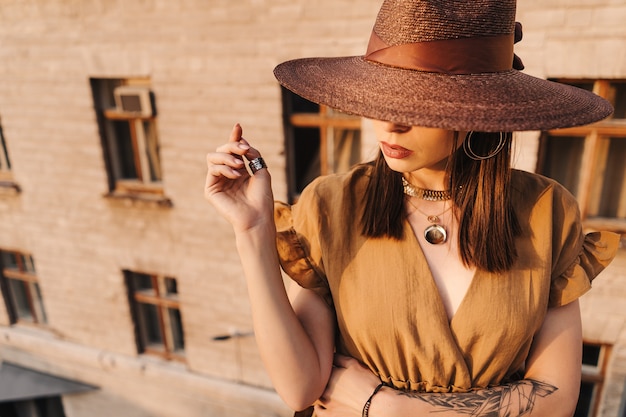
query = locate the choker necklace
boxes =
[401,177,451,201]
[407,198,452,245]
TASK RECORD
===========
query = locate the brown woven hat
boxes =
[274,0,613,132]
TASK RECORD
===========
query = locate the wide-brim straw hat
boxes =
[274,0,613,132]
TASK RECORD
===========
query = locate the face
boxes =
[372,120,465,178]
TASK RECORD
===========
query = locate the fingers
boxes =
[206,148,246,178]
[215,140,250,157]
[229,123,243,143]
[215,125,261,160]
[225,123,264,163]
[206,123,268,179]
[208,124,250,177]
[206,158,243,180]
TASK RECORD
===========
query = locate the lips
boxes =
[380,141,413,159]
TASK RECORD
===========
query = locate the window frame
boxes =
[537,79,626,233]
[619,378,626,417]
[0,117,20,193]
[101,110,163,193]
[0,249,47,325]
[282,88,362,203]
[90,78,171,206]
[0,118,11,180]
[125,270,185,362]
[0,395,67,417]
[576,342,612,417]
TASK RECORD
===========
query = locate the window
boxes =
[575,342,612,417]
[125,270,185,361]
[0,250,47,325]
[537,80,626,232]
[0,117,19,193]
[0,396,66,417]
[282,88,362,203]
[617,381,626,417]
[90,78,170,206]
[0,118,11,178]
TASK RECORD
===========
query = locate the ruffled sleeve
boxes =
[548,183,620,307]
[550,231,620,307]
[274,179,332,307]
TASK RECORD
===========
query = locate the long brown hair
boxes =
[361,131,520,273]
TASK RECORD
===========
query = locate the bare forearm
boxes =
[235,222,329,409]
[371,379,571,417]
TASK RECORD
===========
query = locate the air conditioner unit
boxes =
[113,86,155,117]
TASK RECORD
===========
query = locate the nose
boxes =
[381,121,411,133]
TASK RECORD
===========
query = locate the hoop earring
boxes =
[463,131,506,161]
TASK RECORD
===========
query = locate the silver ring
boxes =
[248,157,267,174]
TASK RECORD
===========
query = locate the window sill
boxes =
[584,217,626,234]
[0,180,21,195]
[141,349,187,363]
[8,321,51,333]
[104,190,173,208]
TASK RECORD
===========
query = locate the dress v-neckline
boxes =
[404,219,479,325]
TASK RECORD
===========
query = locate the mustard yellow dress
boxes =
[274,164,618,406]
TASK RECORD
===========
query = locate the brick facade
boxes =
[0,1,623,416]
[516,3,626,415]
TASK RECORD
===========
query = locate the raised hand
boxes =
[205,124,274,233]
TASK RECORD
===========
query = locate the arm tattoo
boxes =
[396,379,558,417]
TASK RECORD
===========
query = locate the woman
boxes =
[205,0,620,416]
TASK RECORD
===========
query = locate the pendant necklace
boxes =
[402,177,453,245]
[407,198,452,245]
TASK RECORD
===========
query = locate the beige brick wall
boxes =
[580,253,626,417]
[517,1,626,78]
[517,2,626,416]
[0,0,380,416]
[0,0,624,416]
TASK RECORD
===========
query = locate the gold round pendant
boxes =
[424,224,447,245]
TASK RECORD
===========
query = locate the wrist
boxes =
[362,383,385,417]
[366,386,398,417]
[234,218,276,241]
[234,219,281,266]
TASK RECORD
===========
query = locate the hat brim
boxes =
[274,56,613,132]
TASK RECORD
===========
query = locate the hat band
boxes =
[365,31,515,75]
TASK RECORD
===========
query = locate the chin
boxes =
[382,155,414,173]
